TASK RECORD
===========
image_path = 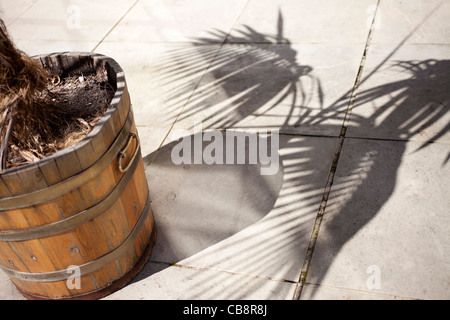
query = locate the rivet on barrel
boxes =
[70,246,80,254]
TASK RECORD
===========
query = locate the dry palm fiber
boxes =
[0,19,112,169]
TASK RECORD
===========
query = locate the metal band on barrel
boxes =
[0,193,152,282]
[0,148,141,242]
[0,110,134,210]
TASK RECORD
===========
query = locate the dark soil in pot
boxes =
[6,69,114,169]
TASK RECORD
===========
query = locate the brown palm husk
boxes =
[0,19,111,169]
[0,18,50,168]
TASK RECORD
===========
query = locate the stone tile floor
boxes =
[0,0,449,300]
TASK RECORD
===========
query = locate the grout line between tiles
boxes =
[302,282,419,300]
[91,0,141,53]
[291,4,446,298]
[4,0,39,27]
[144,0,251,169]
[292,0,382,300]
[170,262,298,285]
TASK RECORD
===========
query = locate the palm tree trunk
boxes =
[0,19,50,170]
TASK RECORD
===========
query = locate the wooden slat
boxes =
[87,126,110,163]
[134,158,154,254]
[0,243,49,296]
[39,54,61,76]
[17,202,62,228]
[68,273,99,296]
[38,281,71,299]
[103,58,118,92]
[38,232,84,269]
[69,219,111,265]
[114,242,138,278]
[74,140,98,171]
[122,176,145,257]
[107,105,123,139]
[9,239,55,274]
[77,165,116,207]
[6,239,72,297]
[38,159,62,186]
[0,242,26,272]
[130,158,150,256]
[1,170,24,196]
[0,177,11,197]
[108,122,147,257]
[98,116,116,154]
[105,196,138,275]
[60,54,95,77]
[14,165,47,193]
[139,210,155,261]
[1,208,29,230]
[55,188,89,218]
[0,53,155,300]
[99,196,132,264]
[10,278,48,298]
[55,147,82,180]
[64,165,120,262]
[89,260,121,291]
[0,211,11,231]
[134,158,149,209]
[118,86,131,125]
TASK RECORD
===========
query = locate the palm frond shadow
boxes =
[156,17,320,131]
[137,12,450,299]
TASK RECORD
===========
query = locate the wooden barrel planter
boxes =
[0,52,156,300]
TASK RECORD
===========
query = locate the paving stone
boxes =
[305,138,450,300]
[145,134,337,282]
[104,262,296,300]
[105,0,248,43]
[346,44,450,144]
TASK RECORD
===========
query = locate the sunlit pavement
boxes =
[1,0,449,300]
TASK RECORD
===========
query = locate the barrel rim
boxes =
[0,52,126,177]
[0,111,135,210]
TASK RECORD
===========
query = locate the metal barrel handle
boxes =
[118,132,140,173]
